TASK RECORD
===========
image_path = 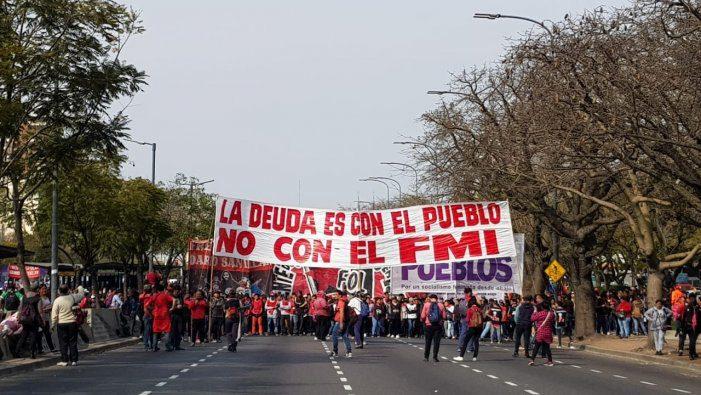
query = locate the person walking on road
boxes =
[250,293,264,336]
[139,285,154,350]
[678,296,700,360]
[529,301,555,366]
[313,291,330,341]
[186,290,208,345]
[166,285,185,351]
[421,294,446,363]
[513,296,534,358]
[348,292,364,348]
[454,300,483,362]
[331,290,352,358]
[644,299,672,355]
[50,284,85,366]
[151,284,175,352]
[224,290,242,352]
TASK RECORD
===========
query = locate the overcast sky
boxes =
[119,0,629,209]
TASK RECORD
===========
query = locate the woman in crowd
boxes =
[529,301,555,366]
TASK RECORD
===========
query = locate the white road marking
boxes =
[472,369,482,373]
[213,351,218,354]
[334,366,341,370]
[505,382,517,387]
[554,360,563,364]
[337,371,344,375]
[441,356,448,360]
[344,385,353,391]
[206,354,213,358]
[155,382,167,387]
[418,347,424,350]
[190,363,198,367]
[524,391,539,395]
[487,375,498,379]
[199,359,205,362]
[340,378,348,382]
[180,369,189,373]
[460,364,469,368]
[672,389,691,394]
[450,360,457,364]
[590,369,602,373]
[169,375,179,379]
[138,392,152,395]
[613,375,627,379]
[639,381,656,386]
[571,365,582,369]
[331,361,338,364]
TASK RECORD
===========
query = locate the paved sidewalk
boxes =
[575,334,701,373]
[0,337,141,375]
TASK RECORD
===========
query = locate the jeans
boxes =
[617,317,631,338]
[331,322,352,354]
[490,324,502,342]
[407,318,416,337]
[459,327,480,358]
[291,315,300,335]
[281,315,291,335]
[372,317,384,336]
[57,323,79,363]
[354,317,365,346]
[632,317,647,335]
[652,329,665,352]
[457,321,468,353]
[424,324,443,359]
[142,317,153,349]
[444,320,454,338]
[40,321,55,351]
[531,341,552,363]
[480,321,492,339]
[267,316,279,335]
[513,324,531,356]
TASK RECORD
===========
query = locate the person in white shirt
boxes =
[406,298,418,338]
[348,293,364,348]
[51,284,85,366]
[110,291,124,309]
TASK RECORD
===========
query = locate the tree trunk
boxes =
[136,254,144,291]
[11,183,30,290]
[646,268,664,348]
[572,249,596,339]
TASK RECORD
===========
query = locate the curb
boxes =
[578,344,701,373]
[0,337,141,376]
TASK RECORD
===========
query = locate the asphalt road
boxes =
[0,335,697,395]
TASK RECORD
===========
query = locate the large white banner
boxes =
[390,234,525,299]
[213,197,516,269]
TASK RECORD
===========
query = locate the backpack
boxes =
[468,307,483,327]
[346,304,358,325]
[19,300,38,326]
[360,301,370,317]
[4,292,20,311]
[428,302,441,325]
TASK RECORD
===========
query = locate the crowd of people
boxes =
[1,276,700,368]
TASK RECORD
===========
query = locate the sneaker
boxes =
[557,345,563,349]
[332,352,338,357]
[314,337,318,340]
[472,357,477,362]
[346,353,352,358]
[528,361,534,366]
[453,356,464,361]
[569,346,576,350]
[191,342,196,347]
[56,362,68,367]
[71,362,78,366]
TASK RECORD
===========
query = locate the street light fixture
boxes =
[381,162,419,195]
[369,176,402,201]
[473,12,553,36]
[126,138,157,185]
[359,178,391,207]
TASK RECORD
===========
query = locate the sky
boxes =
[119,0,630,209]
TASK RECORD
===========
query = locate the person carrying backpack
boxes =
[14,282,42,359]
[1,281,23,317]
[224,290,242,352]
[420,294,446,362]
[348,292,365,348]
[331,289,352,358]
[454,300,484,362]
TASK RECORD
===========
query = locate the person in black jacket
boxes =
[679,296,700,360]
[14,282,42,359]
[513,296,535,358]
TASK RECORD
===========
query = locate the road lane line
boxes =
[554,360,563,364]
[472,369,482,373]
[344,385,353,391]
[672,389,691,394]
[190,363,198,367]
[180,369,189,373]
[169,375,179,379]
[505,382,517,387]
[199,359,205,362]
[331,361,338,364]
[441,356,448,360]
[334,366,341,370]
[460,364,469,368]
[590,369,602,373]
[155,382,167,387]
[213,351,218,354]
[207,354,213,358]
[639,381,656,386]
[571,365,582,368]
[337,371,344,375]
[524,390,539,395]
[138,392,152,395]
[340,378,348,382]
[487,375,499,379]
[613,375,627,379]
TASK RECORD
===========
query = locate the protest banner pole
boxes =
[207,205,217,341]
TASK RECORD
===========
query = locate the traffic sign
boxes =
[545,259,566,282]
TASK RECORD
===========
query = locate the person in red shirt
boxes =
[249,294,264,335]
[313,291,330,340]
[145,271,162,287]
[455,301,484,362]
[331,289,352,358]
[151,284,175,352]
[139,285,154,350]
[615,297,633,338]
[185,290,208,346]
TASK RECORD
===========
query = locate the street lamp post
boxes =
[359,178,391,207]
[126,138,157,272]
[381,162,419,195]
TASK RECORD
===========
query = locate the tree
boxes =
[0,0,146,287]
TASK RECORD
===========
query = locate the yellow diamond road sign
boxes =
[545,260,566,282]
